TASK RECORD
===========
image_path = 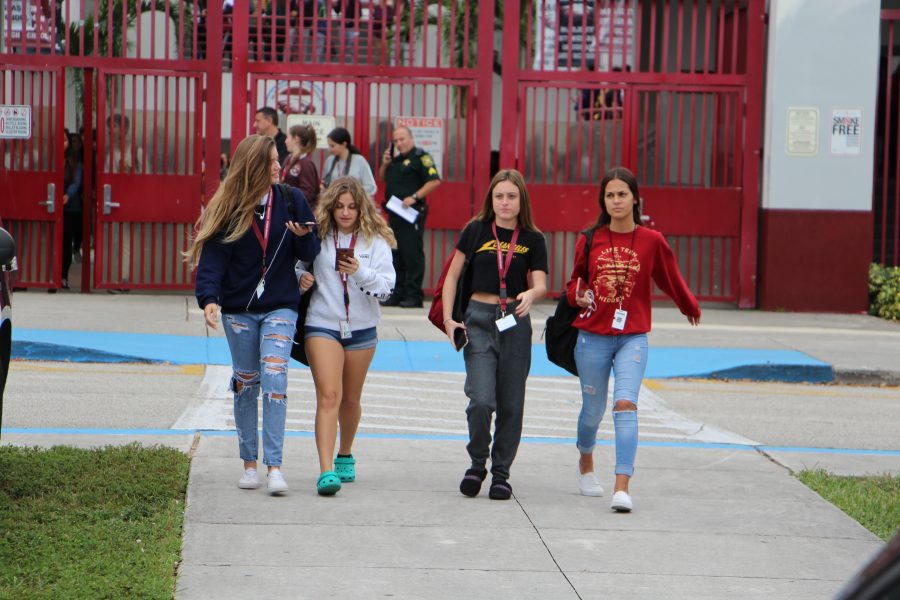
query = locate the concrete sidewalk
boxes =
[5,293,900,598]
[186,435,888,599]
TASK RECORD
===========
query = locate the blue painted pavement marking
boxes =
[4,427,900,457]
[13,328,833,381]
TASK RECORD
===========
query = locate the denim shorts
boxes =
[305,325,378,350]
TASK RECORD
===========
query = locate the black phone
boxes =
[453,327,468,352]
[389,142,395,157]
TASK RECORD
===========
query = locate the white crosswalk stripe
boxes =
[174,366,756,445]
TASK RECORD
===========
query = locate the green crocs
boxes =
[334,455,356,483]
[316,471,342,496]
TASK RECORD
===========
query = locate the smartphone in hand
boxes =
[335,247,354,270]
[453,327,468,352]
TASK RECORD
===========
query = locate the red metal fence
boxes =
[875,9,900,267]
[500,0,764,306]
[0,0,764,304]
[0,0,221,291]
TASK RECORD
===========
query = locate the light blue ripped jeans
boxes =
[573,331,648,477]
[222,308,297,467]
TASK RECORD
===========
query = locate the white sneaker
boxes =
[576,466,605,497]
[267,470,288,495]
[610,490,633,512]
[238,468,260,490]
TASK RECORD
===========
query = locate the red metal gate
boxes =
[500,0,765,306]
[875,9,900,267]
[228,0,495,288]
[0,0,223,291]
[0,65,64,288]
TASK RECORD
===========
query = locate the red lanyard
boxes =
[492,222,520,315]
[251,191,273,277]
[607,226,637,307]
[333,230,358,321]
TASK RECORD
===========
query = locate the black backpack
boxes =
[544,228,595,376]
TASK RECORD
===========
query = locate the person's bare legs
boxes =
[338,348,376,455]
[307,337,346,474]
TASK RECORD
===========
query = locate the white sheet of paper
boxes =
[386,195,420,224]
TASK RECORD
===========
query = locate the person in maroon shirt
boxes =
[282,124,320,210]
[565,166,700,513]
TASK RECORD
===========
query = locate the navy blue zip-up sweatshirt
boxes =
[195,185,321,314]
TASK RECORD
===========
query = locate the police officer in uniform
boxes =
[379,126,441,307]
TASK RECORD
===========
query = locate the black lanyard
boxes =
[607,225,637,308]
[492,222,520,316]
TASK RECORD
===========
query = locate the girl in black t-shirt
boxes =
[441,169,548,500]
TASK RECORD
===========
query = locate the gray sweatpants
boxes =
[462,299,533,480]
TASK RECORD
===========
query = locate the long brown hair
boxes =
[595,166,642,228]
[186,135,275,266]
[316,176,397,248]
[471,169,540,232]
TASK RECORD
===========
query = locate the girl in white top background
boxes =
[321,127,378,199]
[299,176,396,496]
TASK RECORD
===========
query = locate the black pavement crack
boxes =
[513,493,583,600]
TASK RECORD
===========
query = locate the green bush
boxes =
[868,263,900,320]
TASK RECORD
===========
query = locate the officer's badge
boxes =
[403,159,411,166]
[421,154,434,167]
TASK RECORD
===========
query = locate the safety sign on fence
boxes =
[0,105,32,140]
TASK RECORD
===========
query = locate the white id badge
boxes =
[339,320,353,339]
[255,279,265,299]
[612,309,628,330]
[495,313,517,332]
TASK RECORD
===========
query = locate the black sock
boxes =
[337,453,352,458]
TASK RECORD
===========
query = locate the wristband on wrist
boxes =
[443,318,452,325]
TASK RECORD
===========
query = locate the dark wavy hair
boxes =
[595,166,642,228]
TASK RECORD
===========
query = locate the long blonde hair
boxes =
[316,176,397,248]
[187,135,276,266]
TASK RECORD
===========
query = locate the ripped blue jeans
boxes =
[222,308,298,467]
[573,331,648,476]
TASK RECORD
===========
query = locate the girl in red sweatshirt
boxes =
[566,167,700,512]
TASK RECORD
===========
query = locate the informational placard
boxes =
[7,0,54,43]
[394,116,443,177]
[785,107,819,156]
[534,0,635,71]
[830,109,862,156]
[0,105,32,139]
[285,114,336,150]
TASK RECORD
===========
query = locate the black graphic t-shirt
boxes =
[456,221,549,298]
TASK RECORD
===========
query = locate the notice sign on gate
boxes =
[0,105,32,139]
[394,116,444,177]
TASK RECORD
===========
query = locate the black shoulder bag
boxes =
[544,228,595,376]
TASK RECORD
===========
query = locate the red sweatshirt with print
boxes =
[565,226,700,335]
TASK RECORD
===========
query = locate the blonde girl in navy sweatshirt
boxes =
[188,134,320,495]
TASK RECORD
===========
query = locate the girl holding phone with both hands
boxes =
[297,176,397,496]
[441,169,548,501]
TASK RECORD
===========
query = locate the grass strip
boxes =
[798,469,900,541]
[0,443,190,600]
